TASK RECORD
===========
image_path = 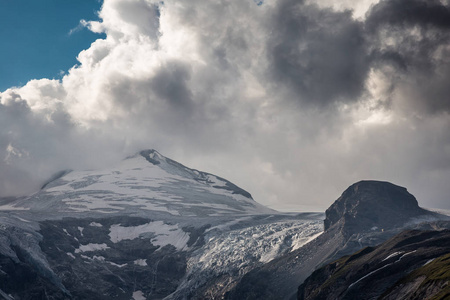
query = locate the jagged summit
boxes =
[324,180,429,232]
[138,149,164,165]
[138,149,252,199]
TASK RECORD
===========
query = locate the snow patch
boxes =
[132,290,146,300]
[14,216,31,223]
[400,250,417,259]
[107,261,127,268]
[134,259,147,266]
[66,252,75,259]
[79,254,126,267]
[0,204,29,211]
[348,263,393,289]
[89,222,103,227]
[109,221,190,251]
[382,251,404,262]
[92,255,105,261]
[75,243,110,253]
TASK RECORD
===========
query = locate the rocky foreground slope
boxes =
[298,228,450,300]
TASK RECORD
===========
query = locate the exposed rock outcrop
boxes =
[324,180,428,233]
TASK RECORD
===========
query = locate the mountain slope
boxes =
[382,252,450,300]
[0,149,323,299]
[297,228,450,300]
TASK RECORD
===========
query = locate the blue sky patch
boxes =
[0,0,104,91]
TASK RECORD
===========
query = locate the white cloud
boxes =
[308,0,380,19]
[1,0,450,210]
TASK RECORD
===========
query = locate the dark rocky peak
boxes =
[324,181,429,233]
[139,149,164,164]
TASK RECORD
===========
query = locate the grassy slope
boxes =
[383,253,450,300]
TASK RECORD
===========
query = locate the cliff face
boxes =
[324,181,427,233]
[297,228,450,300]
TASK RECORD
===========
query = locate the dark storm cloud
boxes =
[265,0,450,113]
[366,0,450,114]
[366,0,450,31]
[267,0,370,107]
[151,61,194,112]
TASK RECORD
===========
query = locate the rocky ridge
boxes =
[226,181,447,300]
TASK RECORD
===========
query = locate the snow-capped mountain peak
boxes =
[0,149,324,300]
[4,149,274,218]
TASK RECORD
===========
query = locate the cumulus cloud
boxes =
[1,0,450,210]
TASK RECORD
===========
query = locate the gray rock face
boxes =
[324,181,428,233]
[38,217,189,300]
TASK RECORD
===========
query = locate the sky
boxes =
[1,0,450,211]
[0,0,104,91]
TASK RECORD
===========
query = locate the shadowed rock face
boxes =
[324,181,426,233]
[297,228,450,300]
